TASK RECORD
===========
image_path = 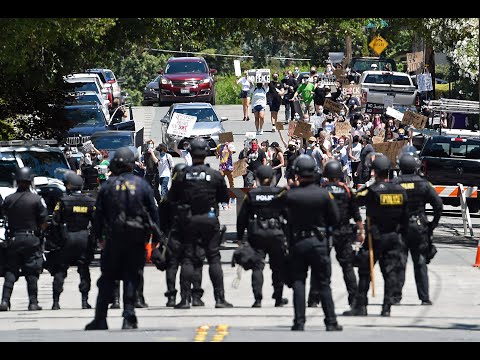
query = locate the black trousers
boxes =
[52,263,91,298]
[249,231,286,301]
[355,232,404,307]
[289,236,337,326]
[180,215,225,300]
[395,225,430,302]
[145,173,161,205]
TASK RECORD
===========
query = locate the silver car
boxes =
[160,103,227,155]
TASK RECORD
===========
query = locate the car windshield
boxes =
[364,74,412,86]
[65,94,100,105]
[91,136,133,150]
[62,108,105,125]
[104,70,115,81]
[171,107,218,123]
[422,139,480,159]
[353,60,395,72]
[66,82,99,94]
[165,61,208,74]
[0,160,16,187]
[4,151,70,179]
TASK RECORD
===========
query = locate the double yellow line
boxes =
[194,324,230,342]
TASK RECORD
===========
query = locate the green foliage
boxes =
[215,75,242,105]
[0,119,15,140]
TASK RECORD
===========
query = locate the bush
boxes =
[216,75,242,105]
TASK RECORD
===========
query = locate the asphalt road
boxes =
[0,105,479,342]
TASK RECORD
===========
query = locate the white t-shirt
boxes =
[158,153,174,178]
[251,87,267,108]
[350,142,362,162]
[237,77,252,92]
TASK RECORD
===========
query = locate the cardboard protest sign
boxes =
[293,121,312,139]
[372,140,408,168]
[288,121,298,137]
[333,69,345,78]
[275,122,284,130]
[334,122,351,137]
[372,142,389,155]
[324,98,343,114]
[407,51,423,73]
[82,140,94,153]
[402,110,428,129]
[383,95,394,109]
[167,113,197,137]
[342,84,361,100]
[365,102,384,115]
[372,135,384,144]
[234,60,242,77]
[232,159,248,178]
[219,132,234,144]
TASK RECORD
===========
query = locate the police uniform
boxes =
[353,155,409,317]
[237,166,288,307]
[392,153,443,305]
[47,172,96,310]
[271,155,342,331]
[168,139,232,308]
[0,167,48,311]
[86,147,159,330]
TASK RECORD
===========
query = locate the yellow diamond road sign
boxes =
[369,35,388,55]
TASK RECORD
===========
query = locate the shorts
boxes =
[252,105,265,113]
[269,100,281,112]
[240,90,250,99]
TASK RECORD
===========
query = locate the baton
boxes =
[367,216,375,297]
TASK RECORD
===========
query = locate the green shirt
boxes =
[297,82,315,104]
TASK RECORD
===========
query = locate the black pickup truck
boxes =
[419,134,480,212]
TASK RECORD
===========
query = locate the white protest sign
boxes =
[255,69,270,83]
[385,107,404,121]
[417,73,433,92]
[234,60,242,77]
[82,140,94,153]
[383,95,394,108]
[167,113,197,137]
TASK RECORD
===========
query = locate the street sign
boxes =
[369,35,389,55]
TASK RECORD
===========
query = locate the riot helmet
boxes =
[323,160,343,180]
[293,155,318,177]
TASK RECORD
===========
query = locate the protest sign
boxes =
[82,140,94,153]
[385,107,404,121]
[407,51,423,73]
[167,113,197,137]
[247,69,270,83]
[335,122,351,137]
[232,159,248,178]
[402,110,428,129]
[293,121,313,139]
[324,98,343,114]
[417,72,433,92]
[342,84,361,100]
[383,95,394,109]
[365,102,384,115]
[288,121,298,137]
[234,60,242,77]
[219,132,234,144]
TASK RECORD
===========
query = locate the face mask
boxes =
[97,154,103,161]
[251,143,258,152]
[398,134,405,139]
[308,142,314,148]
[288,145,295,151]
[160,152,166,157]
[148,144,154,150]
[257,84,262,89]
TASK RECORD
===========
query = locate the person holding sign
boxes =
[216,141,236,209]
[237,71,252,122]
[267,73,285,133]
[251,82,268,135]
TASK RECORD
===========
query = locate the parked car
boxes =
[160,102,227,155]
[63,73,110,102]
[419,132,480,212]
[142,75,160,106]
[158,57,217,106]
[86,68,123,102]
[64,91,111,122]
[89,130,143,160]
[359,70,417,107]
[348,57,397,83]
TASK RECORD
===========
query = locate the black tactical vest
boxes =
[60,194,96,232]
[394,174,427,216]
[247,186,283,220]
[324,182,352,225]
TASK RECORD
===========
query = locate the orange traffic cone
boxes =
[472,241,480,267]
[145,242,153,264]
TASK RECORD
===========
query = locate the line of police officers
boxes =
[0,139,442,332]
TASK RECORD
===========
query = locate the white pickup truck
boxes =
[359,70,418,107]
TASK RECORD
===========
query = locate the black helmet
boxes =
[255,165,274,181]
[15,167,33,182]
[190,138,209,157]
[64,170,84,191]
[371,155,391,172]
[112,147,135,165]
[173,163,187,177]
[323,160,343,179]
[398,153,420,174]
[293,155,317,177]
[400,145,418,157]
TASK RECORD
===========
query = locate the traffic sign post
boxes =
[369,35,389,56]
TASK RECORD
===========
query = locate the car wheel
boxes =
[210,92,216,106]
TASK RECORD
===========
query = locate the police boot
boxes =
[326,323,343,332]
[251,299,262,308]
[307,300,319,308]
[122,315,138,330]
[381,304,391,317]
[191,296,205,307]
[275,298,288,307]
[166,295,176,307]
[214,291,233,308]
[85,319,108,330]
[291,323,304,331]
[342,305,367,316]
[0,300,10,311]
[82,294,92,309]
[52,294,61,310]
[110,296,121,309]
[26,276,42,311]
[134,297,149,308]
[174,297,191,309]
[0,286,12,311]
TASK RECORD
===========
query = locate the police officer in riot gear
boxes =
[237,165,288,308]
[347,155,409,317]
[309,160,364,310]
[0,167,48,311]
[392,152,443,305]
[46,171,96,310]
[85,147,160,330]
[271,155,343,331]
[168,138,233,308]
[160,163,205,307]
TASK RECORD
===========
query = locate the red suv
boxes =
[158,57,217,105]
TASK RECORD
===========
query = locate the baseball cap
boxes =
[308,136,316,142]
[270,141,280,148]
